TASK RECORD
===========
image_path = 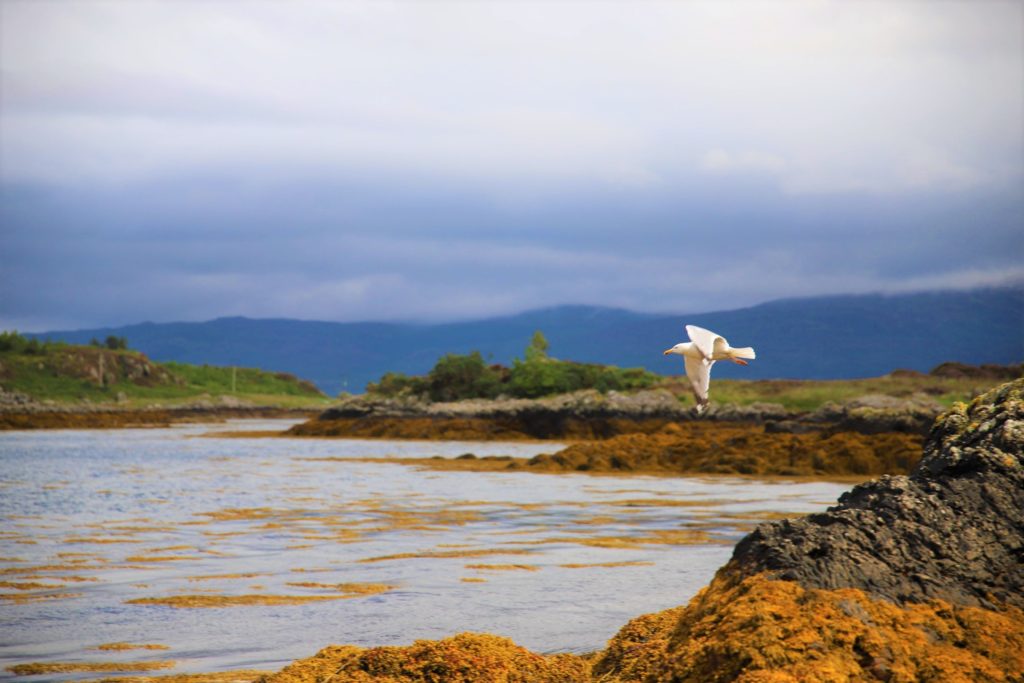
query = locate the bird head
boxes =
[663,343,685,356]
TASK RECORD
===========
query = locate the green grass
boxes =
[0,344,330,409]
[655,375,1009,411]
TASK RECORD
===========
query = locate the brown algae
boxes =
[1,591,82,604]
[80,670,269,683]
[558,561,655,569]
[358,548,537,563]
[6,661,175,675]
[464,564,539,572]
[284,582,395,595]
[125,594,357,608]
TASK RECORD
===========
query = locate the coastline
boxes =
[0,405,318,431]
[254,379,1024,682]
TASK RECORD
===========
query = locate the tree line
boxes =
[366,331,658,401]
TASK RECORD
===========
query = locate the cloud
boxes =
[700,149,788,175]
[2,1,1021,192]
[0,0,1021,330]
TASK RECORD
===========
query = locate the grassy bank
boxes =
[0,335,330,409]
[657,372,1009,411]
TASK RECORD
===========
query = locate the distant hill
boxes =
[30,288,1024,395]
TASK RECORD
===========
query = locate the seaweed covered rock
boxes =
[731,379,1024,608]
[257,632,589,683]
[527,425,921,477]
[639,574,1024,682]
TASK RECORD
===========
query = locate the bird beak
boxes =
[663,349,672,355]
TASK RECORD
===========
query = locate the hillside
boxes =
[30,287,1024,395]
[0,335,328,408]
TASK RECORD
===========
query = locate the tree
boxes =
[526,330,549,361]
[105,335,128,350]
[0,331,26,353]
[427,351,502,402]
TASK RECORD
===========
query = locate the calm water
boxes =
[0,420,851,680]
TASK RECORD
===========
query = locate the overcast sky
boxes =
[2,0,1022,331]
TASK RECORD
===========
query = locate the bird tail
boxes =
[731,347,756,360]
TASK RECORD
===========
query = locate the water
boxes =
[0,420,851,680]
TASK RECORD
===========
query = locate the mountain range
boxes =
[32,288,1024,396]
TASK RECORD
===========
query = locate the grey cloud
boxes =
[1,1,1021,331]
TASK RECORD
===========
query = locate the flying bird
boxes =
[663,325,756,414]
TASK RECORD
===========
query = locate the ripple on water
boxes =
[0,420,852,677]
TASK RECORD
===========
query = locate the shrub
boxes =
[427,351,503,402]
[365,330,659,401]
[0,331,27,353]
[367,371,429,398]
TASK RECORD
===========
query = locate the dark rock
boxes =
[731,379,1024,609]
[930,361,1023,380]
[764,420,823,434]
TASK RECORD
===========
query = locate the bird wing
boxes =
[686,325,725,361]
[684,356,715,410]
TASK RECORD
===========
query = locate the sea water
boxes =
[0,421,851,679]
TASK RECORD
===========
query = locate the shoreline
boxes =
[0,406,318,431]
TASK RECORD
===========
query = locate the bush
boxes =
[0,331,27,353]
[366,371,429,398]
[427,351,503,402]
[105,335,128,350]
[364,330,659,401]
[0,331,52,355]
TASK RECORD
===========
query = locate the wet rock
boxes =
[731,379,1024,609]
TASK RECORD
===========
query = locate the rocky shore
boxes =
[284,389,937,478]
[287,389,944,440]
[259,379,1024,682]
[0,390,317,430]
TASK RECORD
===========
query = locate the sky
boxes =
[1,0,1022,332]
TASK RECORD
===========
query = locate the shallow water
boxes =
[0,420,852,680]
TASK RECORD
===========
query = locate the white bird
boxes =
[663,325,756,414]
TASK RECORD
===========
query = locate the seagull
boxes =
[663,325,756,414]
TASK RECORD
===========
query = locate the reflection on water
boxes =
[0,420,851,679]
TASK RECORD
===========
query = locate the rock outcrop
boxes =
[730,379,1024,608]
[290,390,941,441]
